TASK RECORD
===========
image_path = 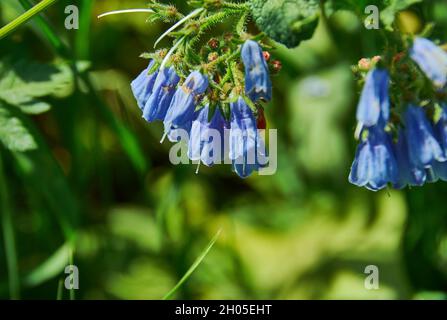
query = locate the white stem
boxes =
[97,9,154,19]
[154,8,204,48]
[195,162,201,174]
[160,36,185,70]
[160,132,168,144]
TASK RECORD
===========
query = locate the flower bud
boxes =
[208,52,219,62]
[263,51,271,62]
[358,58,371,71]
[208,38,219,49]
[272,60,282,73]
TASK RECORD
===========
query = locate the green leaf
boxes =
[0,104,37,152]
[381,0,423,27]
[22,242,72,288]
[0,59,85,114]
[250,0,321,48]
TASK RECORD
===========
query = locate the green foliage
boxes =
[381,0,423,27]
[250,0,321,48]
[0,60,82,114]
[250,0,423,48]
[289,65,353,176]
[0,105,36,152]
[0,0,447,301]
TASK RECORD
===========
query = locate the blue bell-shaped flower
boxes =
[356,68,390,128]
[410,37,447,88]
[142,66,180,122]
[131,60,159,111]
[349,126,398,191]
[241,40,272,102]
[188,105,228,167]
[229,97,267,178]
[392,129,426,189]
[404,105,445,168]
[164,71,209,142]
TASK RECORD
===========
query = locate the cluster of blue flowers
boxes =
[349,38,447,191]
[131,40,272,178]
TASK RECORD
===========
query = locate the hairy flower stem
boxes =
[222,1,250,10]
[0,0,58,40]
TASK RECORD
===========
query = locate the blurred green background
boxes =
[0,0,447,300]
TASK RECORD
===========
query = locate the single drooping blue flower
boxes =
[434,103,447,156]
[242,40,272,102]
[229,97,267,178]
[349,126,398,191]
[392,129,426,189]
[356,68,390,128]
[131,60,159,111]
[142,66,180,122]
[404,105,445,168]
[410,37,447,88]
[188,105,228,167]
[164,71,209,142]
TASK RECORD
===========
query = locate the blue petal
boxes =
[188,106,228,167]
[349,140,372,187]
[404,105,445,168]
[229,97,258,161]
[164,71,209,142]
[242,40,272,102]
[356,68,390,127]
[142,66,180,122]
[232,157,259,179]
[392,129,426,189]
[131,60,158,111]
[348,126,398,191]
[410,37,447,87]
[434,104,447,156]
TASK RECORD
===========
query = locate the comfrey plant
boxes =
[350,37,447,191]
[99,0,447,188]
[101,0,281,178]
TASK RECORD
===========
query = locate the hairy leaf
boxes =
[0,104,37,152]
[250,0,321,48]
[0,60,85,114]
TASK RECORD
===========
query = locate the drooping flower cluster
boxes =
[131,40,273,178]
[349,37,447,191]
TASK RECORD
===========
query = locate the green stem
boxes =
[0,152,20,300]
[0,0,59,40]
[222,1,250,10]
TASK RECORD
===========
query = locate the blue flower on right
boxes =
[348,35,447,190]
[410,37,447,88]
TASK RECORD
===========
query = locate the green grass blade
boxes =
[0,0,59,40]
[0,151,20,299]
[56,279,64,300]
[69,247,75,300]
[75,0,94,59]
[14,1,148,174]
[23,242,72,288]
[163,229,222,300]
